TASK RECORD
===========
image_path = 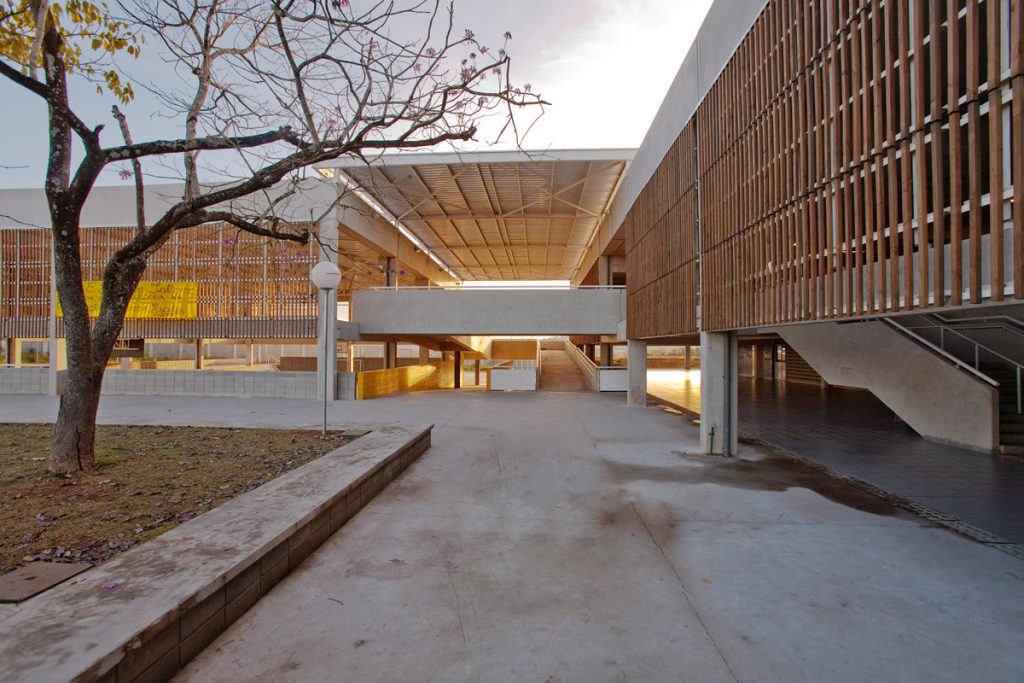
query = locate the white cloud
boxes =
[470,0,713,150]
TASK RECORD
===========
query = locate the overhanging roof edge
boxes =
[320,147,635,170]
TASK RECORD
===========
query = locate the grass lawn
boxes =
[0,424,356,574]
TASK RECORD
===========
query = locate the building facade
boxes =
[0,0,1021,456]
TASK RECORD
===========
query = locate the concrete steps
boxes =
[980,364,1024,452]
[538,349,590,392]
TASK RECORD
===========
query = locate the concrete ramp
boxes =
[771,321,999,452]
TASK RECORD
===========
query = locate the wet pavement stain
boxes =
[606,456,899,516]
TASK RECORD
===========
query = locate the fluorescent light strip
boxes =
[337,173,463,283]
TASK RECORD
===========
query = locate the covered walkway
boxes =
[648,372,1024,544]
[1,392,1021,681]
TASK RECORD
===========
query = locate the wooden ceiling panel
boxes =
[341,152,630,281]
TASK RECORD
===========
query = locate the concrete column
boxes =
[194,339,205,370]
[419,346,430,364]
[315,287,339,401]
[584,344,595,362]
[750,344,762,378]
[627,339,647,407]
[9,338,23,366]
[385,341,398,369]
[246,341,255,367]
[382,257,399,369]
[699,331,739,456]
[684,345,692,370]
[454,351,462,388]
[385,256,397,288]
[47,254,59,394]
[599,343,614,367]
[47,338,66,395]
[598,255,612,286]
[474,358,481,385]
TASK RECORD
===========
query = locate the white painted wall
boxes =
[773,321,999,452]
[489,369,537,391]
[0,179,338,229]
[599,369,628,392]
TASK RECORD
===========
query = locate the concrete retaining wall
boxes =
[0,367,48,394]
[774,321,999,452]
[0,424,432,683]
[100,370,321,399]
[0,369,357,400]
[490,368,538,391]
[355,362,454,399]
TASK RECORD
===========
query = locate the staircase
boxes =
[538,349,590,392]
[891,311,1024,456]
[980,362,1024,455]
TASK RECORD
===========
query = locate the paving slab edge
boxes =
[0,423,433,683]
[646,394,1024,561]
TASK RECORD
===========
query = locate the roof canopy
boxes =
[330,149,633,281]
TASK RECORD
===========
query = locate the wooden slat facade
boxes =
[626,0,1023,339]
[625,124,700,338]
[1,224,321,339]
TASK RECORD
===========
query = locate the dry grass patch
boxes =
[0,424,355,574]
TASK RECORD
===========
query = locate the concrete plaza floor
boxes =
[2,391,1023,681]
[647,370,1024,544]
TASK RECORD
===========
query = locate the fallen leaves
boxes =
[0,424,355,574]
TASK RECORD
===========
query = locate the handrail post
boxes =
[881,319,999,386]
[1018,366,1022,414]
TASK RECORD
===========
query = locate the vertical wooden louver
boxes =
[626,0,1024,338]
[1,224,320,339]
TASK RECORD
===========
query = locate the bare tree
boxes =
[0,0,545,473]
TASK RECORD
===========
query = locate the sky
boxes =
[0,0,713,189]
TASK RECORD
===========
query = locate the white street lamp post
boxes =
[311,261,342,437]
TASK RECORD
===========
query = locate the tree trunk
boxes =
[50,363,102,473]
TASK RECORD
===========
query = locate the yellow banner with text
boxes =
[56,281,198,319]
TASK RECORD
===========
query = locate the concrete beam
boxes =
[352,288,625,336]
[336,321,363,341]
[335,192,455,286]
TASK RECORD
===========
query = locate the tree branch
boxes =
[0,59,49,98]
[202,211,310,244]
[102,126,307,162]
[0,59,98,143]
[111,105,146,232]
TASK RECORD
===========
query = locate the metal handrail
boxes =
[898,315,1024,344]
[564,340,598,373]
[563,340,599,390]
[882,319,999,387]
[925,321,1024,375]
[885,318,1022,414]
[927,323,1024,414]
[926,312,1024,334]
